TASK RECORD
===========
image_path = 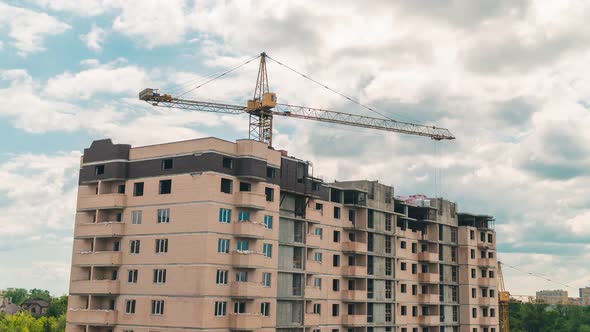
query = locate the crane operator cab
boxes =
[247,92,277,112]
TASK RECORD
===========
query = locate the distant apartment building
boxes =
[536,290,569,305]
[579,287,590,306]
[66,137,499,332]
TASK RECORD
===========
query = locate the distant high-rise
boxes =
[580,287,590,306]
[536,290,569,305]
[66,137,499,332]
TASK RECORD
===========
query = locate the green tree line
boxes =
[1,289,66,332]
[510,302,590,332]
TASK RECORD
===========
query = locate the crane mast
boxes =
[498,261,510,332]
[139,52,456,145]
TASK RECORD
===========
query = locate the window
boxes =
[151,300,165,315]
[482,269,488,278]
[263,243,272,257]
[490,308,496,317]
[314,252,322,262]
[488,233,493,243]
[153,269,166,283]
[238,211,249,221]
[411,242,417,253]
[490,290,495,298]
[471,249,475,259]
[128,269,138,283]
[488,251,494,258]
[315,203,323,211]
[470,230,475,240]
[385,258,392,276]
[332,304,339,316]
[385,280,392,299]
[412,306,418,317]
[385,214,392,231]
[401,262,407,271]
[133,182,144,196]
[214,301,227,316]
[159,179,172,194]
[480,232,485,242]
[118,184,125,193]
[266,167,276,178]
[489,270,495,278]
[217,239,230,253]
[155,239,168,253]
[401,241,407,249]
[483,307,488,317]
[453,306,458,322]
[157,208,170,223]
[264,215,273,229]
[234,302,246,314]
[471,268,476,278]
[451,228,457,243]
[219,208,231,223]
[314,277,322,288]
[385,236,392,254]
[401,306,407,316]
[220,178,232,194]
[401,284,407,293]
[261,302,270,316]
[368,210,374,228]
[315,227,323,238]
[333,207,341,219]
[412,285,418,295]
[216,270,228,284]
[162,159,173,169]
[262,272,271,287]
[235,271,248,282]
[482,288,488,297]
[333,254,340,267]
[332,279,340,291]
[132,210,142,224]
[237,240,249,252]
[348,209,355,222]
[265,187,274,201]
[239,182,251,192]
[333,230,340,242]
[472,288,476,298]
[411,264,417,274]
[313,303,321,314]
[95,165,105,175]
[125,300,136,314]
[130,240,140,254]
[222,157,233,169]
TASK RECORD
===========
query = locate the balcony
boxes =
[306,234,321,247]
[418,294,439,304]
[419,315,439,326]
[306,260,322,274]
[305,209,323,223]
[341,314,366,326]
[478,258,495,267]
[231,251,268,269]
[304,313,320,326]
[305,287,322,298]
[418,252,438,262]
[230,282,273,299]
[72,251,122,266]
[342,241,367,253]
[67,309,117,325]
[477,242,490,249]
[234,192,266,210]
[75,222,124,238]
[477,277,494,287]
[342,290,366,301]
[233,221,265,239]
[229,313,263,330]
[341,265,366,276]
[418,273,439,284]
[69,280,119,295]
[77,194,126,211]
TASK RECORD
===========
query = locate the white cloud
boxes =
[29,0,114,16]
[44,60,148,100]
[80,24,106,51]
[0,3,70,56]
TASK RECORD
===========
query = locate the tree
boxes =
[28,289,51,302]
[46,296,67,318]
[2,288,28,305]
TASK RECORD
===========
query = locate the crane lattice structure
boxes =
[139,52,455,145]
[498,262,510,332]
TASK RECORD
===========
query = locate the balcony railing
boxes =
[234,192,266,210]
[341,241,367,253]
[341,314,366,326]
[418,252,438,262]
[341,265,366,276]
[342,290,366,301]
[229,313,263,330]
[419,315,439,326]
[306,260,322,274]
[418,273,439,284]
[230,282,273,299]
[69,280,119,295]
[77,194,126,211]
[67,309,117,325]
[72,251,122,266]
[233,221,265,239]
[306,234,321,247]
[75,222,124,238]
[304,313,320,326]
[231,251,268,269]
[305,287,322,299]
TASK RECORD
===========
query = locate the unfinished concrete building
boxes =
[66,137,499,332]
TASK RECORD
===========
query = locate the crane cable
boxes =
[265,54,422,124]
[500,261,579,291]
[176,54,262,98]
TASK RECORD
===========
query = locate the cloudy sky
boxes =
[1,0,589,297]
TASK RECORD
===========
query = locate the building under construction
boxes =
[65,137,499,332]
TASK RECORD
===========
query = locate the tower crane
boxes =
[498,261,510,332]
[139,52,455,145]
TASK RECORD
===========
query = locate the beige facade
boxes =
[66,137,499,332]
[536,290,569,305]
